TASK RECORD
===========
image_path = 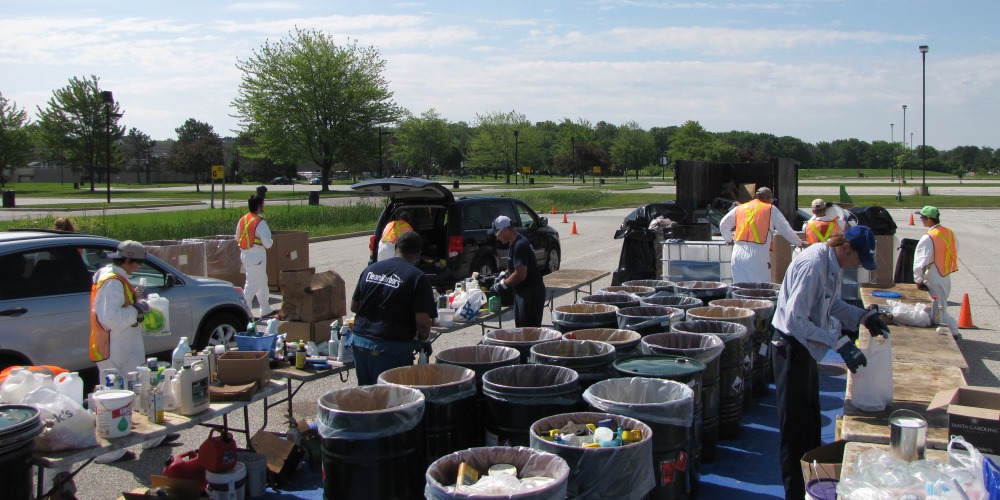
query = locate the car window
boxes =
[486,201,518,228]
[515,203,537,229]
[465,204,492,230]
[0,246,92,299]
[82,247,173,288]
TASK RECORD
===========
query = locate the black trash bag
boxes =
[612,229,658,285]
[848,206,898,235]
[613,203,687,239]
[894,238,920,284]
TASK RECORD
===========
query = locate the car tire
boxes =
[195,312,243,351]
[543,248,561,275]
[476,258,497,278]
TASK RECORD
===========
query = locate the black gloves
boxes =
[836,340,867,374]
[418,340,433,358]
[860,304,890,338]
[489,279,507,297]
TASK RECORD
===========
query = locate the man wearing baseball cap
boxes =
[719,186,806,283]
[488,215,545,327]
[804,198,847,245]
[914,205,960,338]
[771,225,889,499]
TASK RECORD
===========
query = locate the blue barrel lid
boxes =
[613,355,705,378]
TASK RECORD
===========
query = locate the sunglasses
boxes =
[919,216,929,220]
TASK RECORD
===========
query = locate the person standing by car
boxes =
[804,198,847,245]
[489,215,545,327]
[719,187,806,283]
[236,195,274,318]
[90,240,177,462]
[54,217,77,232]
[913,205,960,339]
[256,185,267,199]
[350,231,435,385]
[770,226,889,499]
[377,210,414,261]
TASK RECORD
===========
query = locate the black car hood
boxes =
[350,177,455,203]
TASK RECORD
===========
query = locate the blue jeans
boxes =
[351,335,416,385]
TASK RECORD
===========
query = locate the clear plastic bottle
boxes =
[328,319,341,362]
[162,368,178,411]
[172,337,191,370]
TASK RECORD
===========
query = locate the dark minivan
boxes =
[351,178,561,289]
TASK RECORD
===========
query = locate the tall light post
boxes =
[920,45,929,195]
[902,105,908,180]
[513,129,524,185]
[100,91,122,204]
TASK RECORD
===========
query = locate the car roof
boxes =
[350,177,455,203]
[0,229,117,245]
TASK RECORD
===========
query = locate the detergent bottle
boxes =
[172,337,192,370]
[177,361,210,415]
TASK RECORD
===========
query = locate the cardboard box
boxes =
[251,430,304,478]
[144,239,208,277]
[859,234,896,287]
[770,232,801,284]
[800,440,847,485]
[267,230,310,290]
[928,386,1000,455]
[277,319,338,343]
[217,351,271,389]
[737,183,756,203]
[279,268,346,322]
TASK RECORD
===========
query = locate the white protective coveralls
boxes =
[914,226,960,336]
[719,203,804,283]
[237,217,273,316]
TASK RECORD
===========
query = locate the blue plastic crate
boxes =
[235,334,278,359]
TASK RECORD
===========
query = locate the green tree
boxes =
[442,121,471,176]
[551,119,598,180]
[467,110,533,183]
[610,121,656,179]
[0,93,34,187]
[122,127,155,184]
[666,121,738,162]
[165,118,224,191]
[36,75,123,191]
[392,109,452,177]
[233,29,401,191]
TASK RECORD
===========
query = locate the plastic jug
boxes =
[199,429,238,473]
[143,294,170,336]
[162,368,178,412]
[163,450,208,490]
[0,369,39,404]
[172,337,192,370]
[177,361,210,416]
[53,371,84,406]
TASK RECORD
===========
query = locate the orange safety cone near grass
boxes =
[562,212,568,224]
[958,293,975,329]
[571,221,578,235]
[551,205,556,214]
[909,213,915,225]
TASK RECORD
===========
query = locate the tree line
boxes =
[1,28,996,190]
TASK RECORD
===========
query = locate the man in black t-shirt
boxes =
[350,231,436,384]
[488,215,545,327]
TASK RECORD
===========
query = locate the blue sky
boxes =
[4,1,998,150]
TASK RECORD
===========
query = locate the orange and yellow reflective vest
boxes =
[733,199,772,244]
[89,272,137,362]
[237,212,263,250]
[381,219,414,244]
[805,218,843,245]
[928,225,958,277]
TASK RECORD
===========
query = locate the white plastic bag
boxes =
[454,289,486,323]
[889,299,931,327]
[21,386,99,451]
[141,293,171,336]
[850,336,893,412]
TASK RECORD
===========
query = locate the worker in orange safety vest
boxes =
[913,205,960,338]
[804,198,847,245]
[719,187,806,283]
[236,195,274,318]
[377,210,414,261]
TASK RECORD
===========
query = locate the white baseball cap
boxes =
[488,215,512,236]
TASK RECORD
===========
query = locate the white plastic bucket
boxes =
[93,390,135,438]
[206,461,246,500]
[237,452,267,498]
[437,308,455,327]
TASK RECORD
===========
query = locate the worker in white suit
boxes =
[913,205,960,339]
[719,187,806,283]
[236,195,274,317]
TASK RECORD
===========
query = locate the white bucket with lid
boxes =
[93,389,135,438]
[237,452,267,498]
[206,461,246,500]
[437,308,455,327]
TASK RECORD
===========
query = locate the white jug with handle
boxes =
[0,369,52,404]
[54,371,85,406]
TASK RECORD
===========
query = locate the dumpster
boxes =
[562,328,641,358]
[530,411,655,499]
[686,306,755,411]
[378,364,478,467]
[584,377,695,500]
[481,364,583,447]
[483,328,562,364]
[616,306,680,336]
[425,446,569,499]
[435,345,520,447]
[639,332,724,463]
[671,320,747,442]
[673,281,729,306]
[580,293,640,310]
[709,298,775,398]
[0,405,43,500]
[551,303,619,333]
[318,385,426,500]
[530,340,616,390]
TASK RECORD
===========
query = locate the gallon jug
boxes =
[54,371,85,406]
[162,368,179,412]
[143,294,170,336]
[178,361,210,416]
[172,337,192,370]
[0,368,39,404]
[163,450,208,490]
[199,429,238,473]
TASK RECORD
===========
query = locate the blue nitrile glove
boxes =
[860,304,890,339]
[836,337,867,374]
[490,279,507,296]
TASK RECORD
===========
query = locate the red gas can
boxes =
[198,429,238,473]
[162,450,207,490]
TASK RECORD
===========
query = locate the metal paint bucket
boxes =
[889,409,927,462]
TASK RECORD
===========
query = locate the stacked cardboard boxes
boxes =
[279,267,347,342]
[267,230,310,291]
[143,239,208,277]
[185,235,244,286]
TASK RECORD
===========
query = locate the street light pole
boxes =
[920,45,929,195]
[513,129,524,186]
[101,91,114,203]
[902,104,908,180]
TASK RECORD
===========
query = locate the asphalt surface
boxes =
[14,190,999,498]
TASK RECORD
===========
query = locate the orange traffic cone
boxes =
[909,213,915,225]
[562,212,568,224]
[571,221,578,235]
[958,293,975,329]
[551,205,556,214]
